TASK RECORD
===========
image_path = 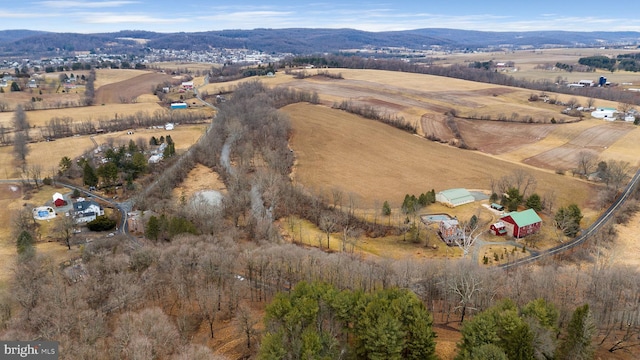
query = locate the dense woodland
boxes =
[1,81,640,359]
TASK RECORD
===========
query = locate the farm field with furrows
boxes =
[94,71,178,104]
[284,102,596,211]
[268,68,639,175]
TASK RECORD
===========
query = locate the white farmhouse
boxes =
[73,198,104,223]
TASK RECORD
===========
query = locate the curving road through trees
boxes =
[499,168,640,269]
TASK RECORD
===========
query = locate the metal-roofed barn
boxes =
[435,188,475,207]
[500,208,542,238]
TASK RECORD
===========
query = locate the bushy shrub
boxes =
[87,215,117,231]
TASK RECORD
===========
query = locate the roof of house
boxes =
[53,192,64,201]
[502,208,542,227]
[440,219,459,229]
[438,188,475,205]
[73,200,100,212]
[492,221,505,228]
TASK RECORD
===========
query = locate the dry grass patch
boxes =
[172,163,227,204]
[611,211,640,271]
[0,183,23,287]
[0,103,167,129]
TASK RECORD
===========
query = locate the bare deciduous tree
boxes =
[319,211,338,249]
[447,261,484,323]
[13,131,29,165]
[575,150,597,177]
[235,304,259,351]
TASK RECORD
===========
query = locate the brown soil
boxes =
[94,72,176,104]
[524,122,635,170]
[456,119,557,154]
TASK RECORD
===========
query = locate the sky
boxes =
[2,1,640,34]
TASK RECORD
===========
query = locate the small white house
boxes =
[164,123,175,131]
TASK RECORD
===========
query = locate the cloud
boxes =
[80,13,188,24]
[38,1,138,9]
[0,10,41,19]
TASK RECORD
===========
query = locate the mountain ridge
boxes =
[0,28,638,57]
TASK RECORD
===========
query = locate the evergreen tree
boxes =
[382,201,391,216]
[145,215,160,241]
[555,204,583,237]
[456,299,535,360]
[83,162,98,187]
[504,187,523,212]
[525,193,543,211]
[418,193,429,207]
[16,230,35,259]
[556,304,596,360]
[58,156,72,177]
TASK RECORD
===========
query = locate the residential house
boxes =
[500,208,542,238]
[73,198,104,223]
[439,219,464,245]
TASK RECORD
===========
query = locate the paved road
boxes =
[499,168,640,269]
[1,178,141,248]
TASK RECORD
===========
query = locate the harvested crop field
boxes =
[95,72,177,104]
[93,69,153,88]
[523,122,635,170]
[0,103,167,129]
[274,69,640,180]
[285,103,596,210]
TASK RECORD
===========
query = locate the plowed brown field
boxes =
[94,72,176,104]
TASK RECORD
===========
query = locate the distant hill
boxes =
[0,28,639,57]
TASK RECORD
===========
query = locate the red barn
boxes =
[53,192,66,207]
[490,221,507,236]
[500,209,542,238]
